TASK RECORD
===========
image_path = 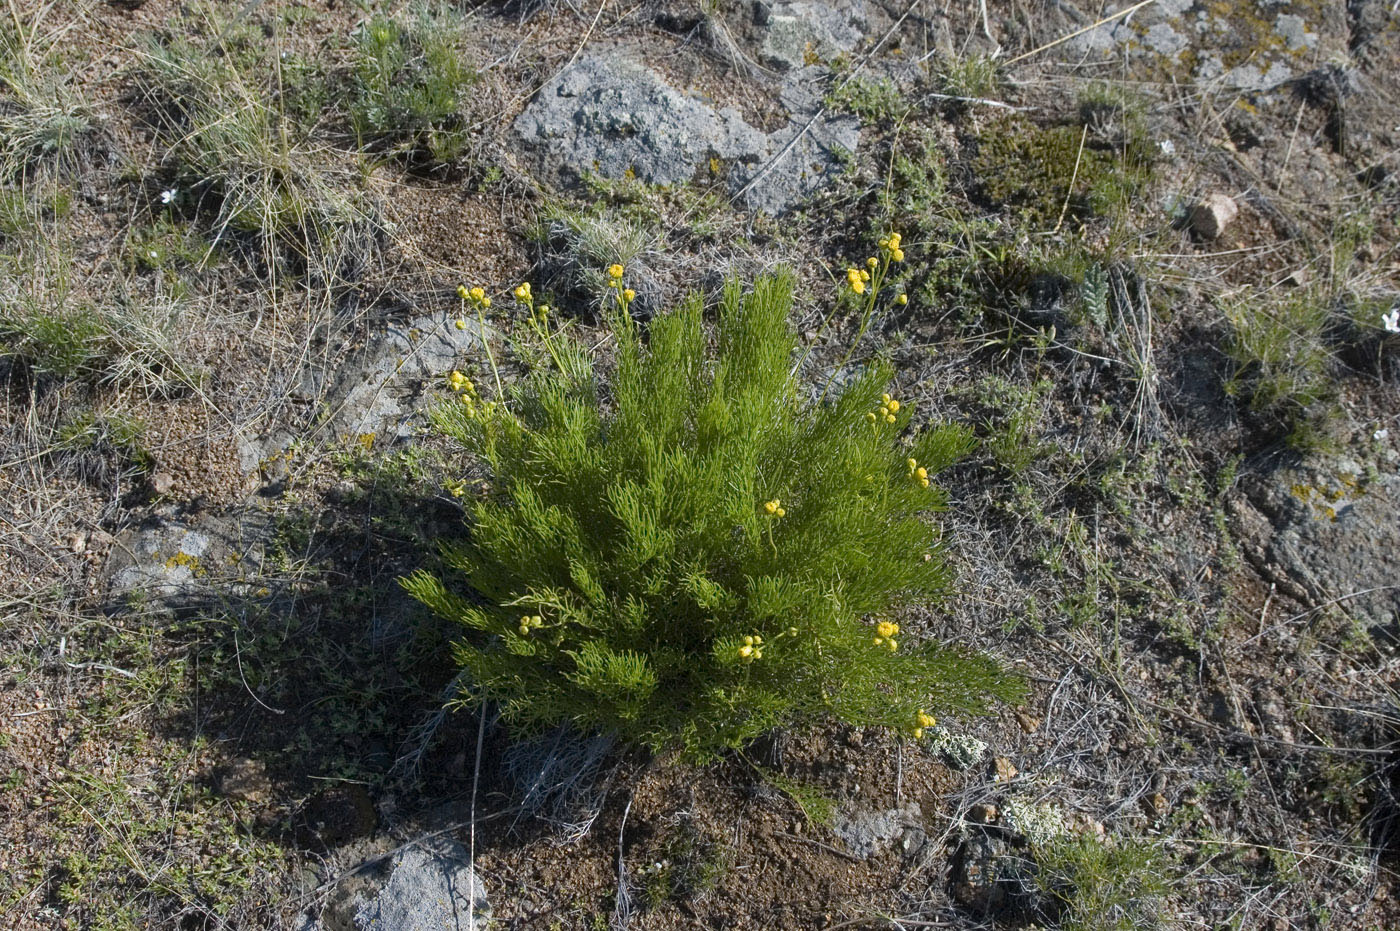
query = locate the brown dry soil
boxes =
[3,0,1400,929]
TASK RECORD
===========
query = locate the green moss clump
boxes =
[971,112,1154,228]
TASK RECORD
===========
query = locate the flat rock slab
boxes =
[105,511,276,608]
[760,0,865,70]
[1242,456,1400,631]
[513,52,858,214]
[1058,0,1345,91]
[514,53,765,188]
[351,842,490,931]
[307,313,498,443]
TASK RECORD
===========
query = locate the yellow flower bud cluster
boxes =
[448,369,474,394]
[457,284,490,309]
[607,264,637,309]
[517,614,544,636]
[762,498,786,518]
[845,266,871,295]
[865,392,900,424]
[514,281,533,303]
[913,709,936,739]
[907,456,930,488]
[738,634,764,661]
[872,620,899,651]
[878,231,904,263]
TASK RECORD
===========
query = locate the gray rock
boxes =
[317,313,499,442]
[1142,22,1187,56]
[760,0,863,71]
[352,842,490,931]
[1244,458,1400,631]
[513,53,857,215]
[513,54,766,188]
[1189,192,1238,240]
[109,522,213,599]
[1063,19,1132,55]
[831,801,921,859]
[732,68,860,215]
[1275,13,1315,51]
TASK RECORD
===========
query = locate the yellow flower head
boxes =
[455,318,467,330]
[859,269,870,282]
[470,286,485,302]
[915,467,927,480]
[913,727,924,739]
[907,457,918,472]
[865,411,877,423]
[917,711,936,729]
[623,288,636,302]
[481,296,491,308]
[448,370,469,391]
[892,248,905,263]
[882,393,892,405]
[895,293,908,306]
[887,399,899,413]
[866,256,878,268]
[764,499,779,515]
[739,644,753,658]
[514,283,532,302]
[608,263,624,280]
[456,284,469,300]
[876,621,899,639]
[885,638,898,652]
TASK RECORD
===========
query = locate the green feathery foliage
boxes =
[404,273,1023,759]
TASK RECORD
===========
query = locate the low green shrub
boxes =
[404,272,1022,760]
[1032,832,1168,931]
[1223,288,1337,446]
[349,9,476,164]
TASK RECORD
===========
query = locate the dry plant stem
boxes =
[1004,0,1159,65]
[611,793,635,930]
[1053,124,1088,234]
[469,707,485,930]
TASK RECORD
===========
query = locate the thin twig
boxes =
[468,707,487,930]
[1004,0,1158,66]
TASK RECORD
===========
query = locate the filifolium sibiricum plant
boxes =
[404,242,1023,761]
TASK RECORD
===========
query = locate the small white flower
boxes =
[1383,306,1400,334]
[148,249,159,259]
[160,188,178,205]
[1376,428,1391,442]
